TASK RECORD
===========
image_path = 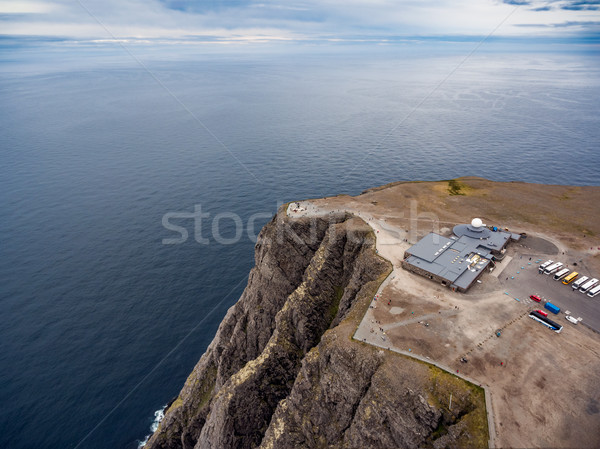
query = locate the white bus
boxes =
[587,285,600,298]
[579,278,599,293]
[572,276,589,290]
[544,262,563,275]
[553,268,570,281]
[539,260,554,273]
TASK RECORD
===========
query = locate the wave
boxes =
[137,405,167,448]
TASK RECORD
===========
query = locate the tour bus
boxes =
[572,276,589,290]
[539,260,554,273]
[553,268,570,281]
[544,262,563,275]
[562,272,579,285]
[579,278,599,293]
[529,310,563,333]
[587,285,600,298]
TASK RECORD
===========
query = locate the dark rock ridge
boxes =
[145,208,487,449]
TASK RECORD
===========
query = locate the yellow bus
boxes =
[562,271,579,285]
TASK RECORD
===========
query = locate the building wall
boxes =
[401,259,488,293]
[401,260,453,288]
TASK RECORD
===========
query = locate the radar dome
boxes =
[471,218,483,228]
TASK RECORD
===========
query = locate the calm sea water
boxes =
[1,44,599,449]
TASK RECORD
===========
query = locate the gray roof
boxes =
[404,233,454,263]
[405,231,496,290]
[453,224,511,252]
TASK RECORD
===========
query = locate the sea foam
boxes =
[137,406,166,448]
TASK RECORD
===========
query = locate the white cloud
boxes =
[1,0,598,42]
[0,0,61,14]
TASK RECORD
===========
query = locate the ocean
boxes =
[0,43,599,448]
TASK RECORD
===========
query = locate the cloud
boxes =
[0,0,599,43]
[158,0,250,13]
[516,19,600,26]
[561,1,600,10]
[0,1,61,14]
[522,0,600,10]
[553,19,600,25]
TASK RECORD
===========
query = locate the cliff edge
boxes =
[145,207,488,449]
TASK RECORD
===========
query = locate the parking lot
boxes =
[499,254,600,332]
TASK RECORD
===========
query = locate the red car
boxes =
[530,295,541,302]
[535,309,548,317]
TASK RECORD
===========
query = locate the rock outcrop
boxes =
[145,208,487,449]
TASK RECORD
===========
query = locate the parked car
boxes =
[535,309,548,317]
[530,295,541,302]
[566,315,578,325]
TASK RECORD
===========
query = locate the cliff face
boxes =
[145,209,487,449]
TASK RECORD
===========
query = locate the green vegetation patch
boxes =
[177,363,218,422]
[327,285,344,325]
[195,364,218,412]
[167,397,183,413]
[427,366,488,448]
[448,179,467,196]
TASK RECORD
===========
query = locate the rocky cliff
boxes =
[145,208,487,449]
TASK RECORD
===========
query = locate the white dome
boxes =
[471,218,483,228]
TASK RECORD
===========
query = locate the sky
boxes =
[0,0,599,45]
